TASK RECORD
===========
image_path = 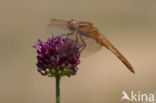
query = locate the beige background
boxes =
[0,0,156,103]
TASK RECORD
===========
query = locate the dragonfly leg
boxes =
[76,31,79,43]
[74,23,80,43]
[79,36,86,53]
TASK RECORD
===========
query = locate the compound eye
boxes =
[72,20,77,25]
[67,21,76,31]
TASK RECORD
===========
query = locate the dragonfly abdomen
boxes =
[93,33,135,73]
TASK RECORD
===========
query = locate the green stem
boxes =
[56,76,60,103]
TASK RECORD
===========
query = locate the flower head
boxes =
[33,36,81,77]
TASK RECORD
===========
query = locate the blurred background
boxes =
[0,0,156,103]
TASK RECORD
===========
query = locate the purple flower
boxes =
[33,36,82,77]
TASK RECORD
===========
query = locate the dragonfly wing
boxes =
[96,34,135,73]
[47,19,71,36]
[80,35,102,57]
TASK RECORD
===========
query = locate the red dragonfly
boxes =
[47,19,135,74]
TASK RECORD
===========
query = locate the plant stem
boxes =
[56,76,60,103]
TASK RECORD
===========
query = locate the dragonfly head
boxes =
[67,19,78,31]
[67,20,94,36]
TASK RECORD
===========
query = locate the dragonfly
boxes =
[47,18,135,74]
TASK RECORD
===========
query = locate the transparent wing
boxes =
[47,19,71,36]
[62,32,102,57]
[80,35,102,57]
